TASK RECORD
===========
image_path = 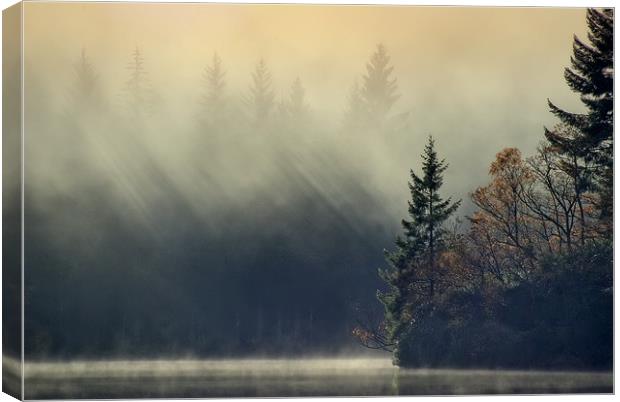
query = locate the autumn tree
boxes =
[469,144,600,285]
[470,148,543,281]
[523,143,600,251]
[541,124,595,244]
[468,149,536,284]
[545,8,613,228]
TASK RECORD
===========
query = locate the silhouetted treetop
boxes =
[374,135,461,354]
[279,77,309,122]
[362,43,400,127]
[201,52,227,126]
[123,47,157,116]
[343,80,366,130]
[69,48,102,112]
[202,53,226,110]
[546,8,613,227]
[246,58,275,126]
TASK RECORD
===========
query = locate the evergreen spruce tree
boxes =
[124,47,155,116]
[378,135,461,353]
[69,48,102,113]
[286,77,309,120]
[279,77,309,122]
[246,59,275,127]
[201,52,227,125]
[361,43,400,128]
[545,8,613,225]
[343,80,367,130]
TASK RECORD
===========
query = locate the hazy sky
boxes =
[22,3,589,218]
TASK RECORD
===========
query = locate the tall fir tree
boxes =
[378,135,461,345]
[361,43,400,128]
[201,52,227,126]
[69,48,102,114]
[545,8,613,226]
[246,59,275,127]
[124,47,154,116]
[343,80,367,130]
[278,77,310,124]
[287,77,309,120]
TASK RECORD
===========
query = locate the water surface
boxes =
[6,357,612,399]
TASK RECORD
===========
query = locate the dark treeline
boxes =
[355,8,613,370]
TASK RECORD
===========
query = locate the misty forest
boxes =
[10,6,612,376]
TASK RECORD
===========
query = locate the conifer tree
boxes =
[361,43,400,128]
[202,52,227,125]
[124,47,154,116]
[69,48,102,113]
[378,135,461,343]
[279,77,309,122]
[343,80,367,130]
[246,59,275,126]
[545,8,613,224]
[287,77,309,120]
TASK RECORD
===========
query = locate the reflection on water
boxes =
[5,357,612,399]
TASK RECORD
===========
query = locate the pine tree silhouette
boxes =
[545,8,613,224]
[361,43,400,128]
[378,135,461,346]
[245,59,275,127]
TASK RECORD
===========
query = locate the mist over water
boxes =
[14,2,600,374]
[5,357,612,399]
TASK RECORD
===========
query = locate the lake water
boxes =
[5,357,613,398]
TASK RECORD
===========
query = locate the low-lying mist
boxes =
[6,356,612,398]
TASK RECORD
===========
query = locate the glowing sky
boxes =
[22,3,590,213]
